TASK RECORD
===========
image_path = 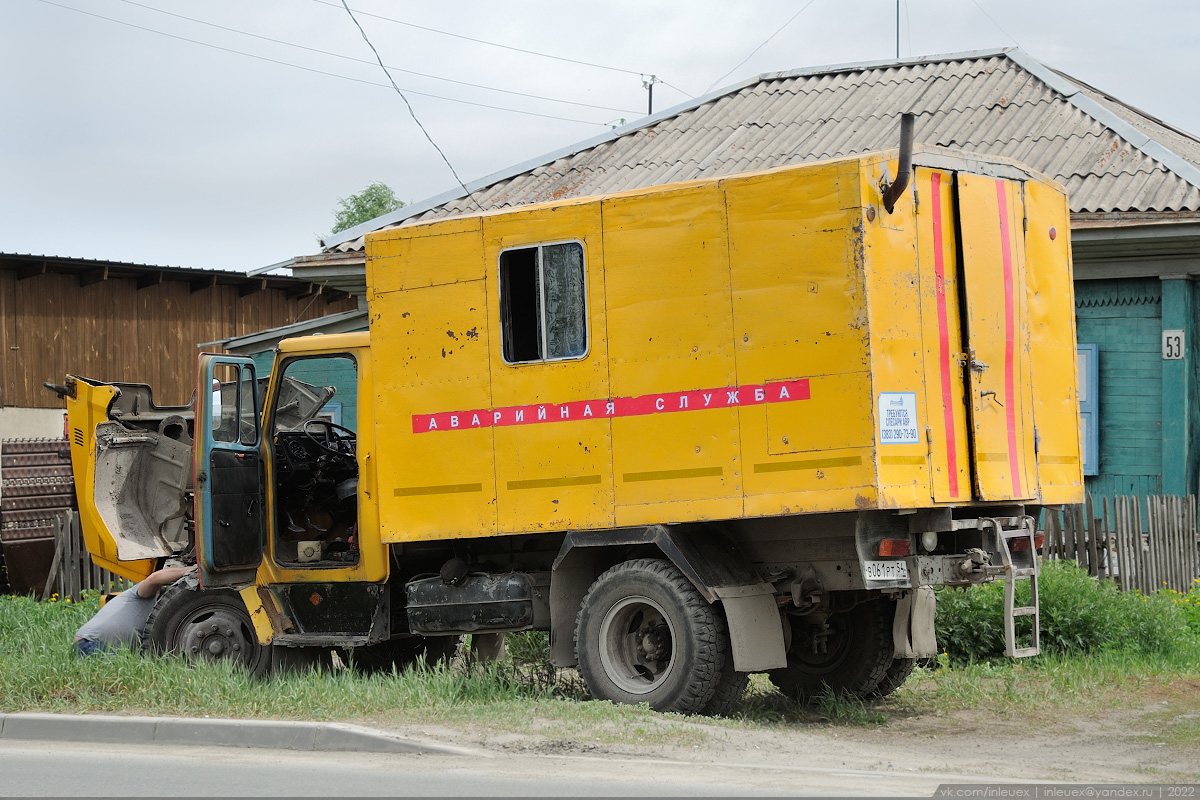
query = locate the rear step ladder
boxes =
[991,516,1040,658]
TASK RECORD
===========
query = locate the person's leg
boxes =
[73,638,108,657]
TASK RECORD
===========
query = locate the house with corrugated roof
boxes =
[242,47,1200,503]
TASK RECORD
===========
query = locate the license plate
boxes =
[865,560,909,582]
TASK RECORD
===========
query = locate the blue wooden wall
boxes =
[253,351,360,431]
[1074,278,1163,498]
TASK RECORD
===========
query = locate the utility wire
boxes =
[33,0,608,125]
[968,0,1024,49]
[112,0,637,115]
[705,0,821,93]
[312,0,648,78]
[658,79,694,100]
[338,0,483,213]
[903,0,912,58]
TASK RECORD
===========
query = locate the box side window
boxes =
[499,241,586,363]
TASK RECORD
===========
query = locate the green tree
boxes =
[329,182,404,235]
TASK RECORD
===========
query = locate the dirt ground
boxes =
[376,696,1200,792]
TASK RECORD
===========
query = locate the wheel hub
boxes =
[793,616,852,671]
[177,607,254,666]
[598,596,677,695]
[639,624,669,662]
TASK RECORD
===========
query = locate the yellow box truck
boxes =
[59,134,1082,714]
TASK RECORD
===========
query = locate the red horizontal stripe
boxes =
[412,379,810,433]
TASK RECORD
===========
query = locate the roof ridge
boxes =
[1045,67,1200,148]
[1004,50,1200,194]
[322,49,1020,249]
[320,47,1200,252]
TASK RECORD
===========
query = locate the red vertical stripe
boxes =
[995,179,1023,497]
[930,173,960,497]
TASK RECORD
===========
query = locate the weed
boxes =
[3,571,1198,744]
[813,690,889,726]
[936,561,1196,664]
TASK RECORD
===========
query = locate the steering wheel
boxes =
[302,418,356,459]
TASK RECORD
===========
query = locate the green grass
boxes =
[936,561,1200,663]
[0,594,703,745]
[3,566,1198,746]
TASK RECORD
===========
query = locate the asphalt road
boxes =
[0,739,960,796]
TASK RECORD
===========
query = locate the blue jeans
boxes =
[73,639,110,657]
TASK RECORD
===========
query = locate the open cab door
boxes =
[195,355,264,588]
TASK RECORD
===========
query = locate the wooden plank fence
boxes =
[32,497,1199,602]
[39,511,130,601]
[1042,495,1200,594]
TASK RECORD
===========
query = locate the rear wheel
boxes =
[575,559,724,715]
[697,644,750,716]
[871,656,916,698]
[143,583,271,677]
[768,599,893,701]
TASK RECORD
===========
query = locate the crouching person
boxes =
[73,566,192,657]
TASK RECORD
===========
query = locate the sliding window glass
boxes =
[499,242,587,364]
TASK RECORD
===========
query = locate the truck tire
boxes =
[574,558,724,715]
[350,635,461,675]
[143,582,271,678]
[697,644,750,717]
[768,598,893,702]
[871,657,916,698]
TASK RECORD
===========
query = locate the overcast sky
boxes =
[3,0,1197,273]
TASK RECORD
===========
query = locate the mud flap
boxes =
[714,586,787,671]
[893,586,937,658]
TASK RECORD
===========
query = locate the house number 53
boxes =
[1163,330,1185,360]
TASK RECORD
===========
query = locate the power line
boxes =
[338,0,483,213]
[903,0,912,58]
[32,0,610,126]
[968,0,1025,49]
[658,80,694,101]
[705,0,821,93]
[112,0,637,115]
[312,0,649,78]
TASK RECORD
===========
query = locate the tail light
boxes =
[878,538,912,557]
[1010,533,1045,552]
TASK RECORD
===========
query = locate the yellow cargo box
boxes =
[366,145,1082,545]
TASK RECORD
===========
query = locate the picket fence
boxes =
[40,511,129,601]
[1042,495,1200,594]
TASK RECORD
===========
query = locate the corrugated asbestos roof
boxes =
[315,47,1200,280]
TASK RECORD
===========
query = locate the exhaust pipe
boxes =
[882,112,915,214]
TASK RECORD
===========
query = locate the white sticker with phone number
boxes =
[865,560,910,582]
[878,392,919,444]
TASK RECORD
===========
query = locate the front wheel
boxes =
[143,583,271,677]
[574,558,725,715]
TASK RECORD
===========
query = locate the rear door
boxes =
[916,167,972,503]
[956,174,1037,500]
[195,355,264,588]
